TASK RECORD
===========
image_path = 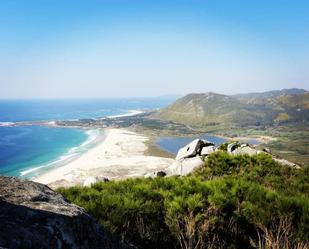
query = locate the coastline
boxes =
[18,128,105,179]
[34,128,175,189]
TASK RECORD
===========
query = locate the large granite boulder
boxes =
[83,176,109,187]
[169,157,204,175]
[200,145,215,156]
[168,139,215,176]
[230,143,261,156]
[0,176,131,249]
[176,139,215,160]
[226,142,300,168]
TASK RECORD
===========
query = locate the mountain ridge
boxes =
[153,88,309,128]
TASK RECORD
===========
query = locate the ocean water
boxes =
[0,98,174,122]
[156,135,260,155]
[0,125,88,177]
[0,98,174,178]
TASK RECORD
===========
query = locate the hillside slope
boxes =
[58,152,309,249]
[154,89,309,128]
[233,88,307,100]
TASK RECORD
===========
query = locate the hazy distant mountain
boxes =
[233,88,307,100]
[154,89,309,128]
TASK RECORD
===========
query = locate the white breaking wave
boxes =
[107,110,143,119]
[20,166,45,176]
[47,121,56,126]
[20,152,79,176]
[68,129,101,153]
[81,129,101,147]
[0,122,15,127]
[20,129,103,177]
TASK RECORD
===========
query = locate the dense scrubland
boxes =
[58,151,309,249]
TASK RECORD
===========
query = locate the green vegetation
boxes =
[58,152,309,249]
[153,91,309,128]
[266,124,309,166]
[151,89,309,165]
[153,92,268,128]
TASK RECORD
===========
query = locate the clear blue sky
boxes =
[0,0,308,98]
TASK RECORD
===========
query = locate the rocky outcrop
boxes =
[83,176,109,187]
[167,139,300,176]
[175,139,215,160]
[227,142,261,156]
[273,157,300,169]
[145,139,215,178]
[166,139,215,176]
[227,142,300,168]
[169,156,204,175]
[0,176,131,249]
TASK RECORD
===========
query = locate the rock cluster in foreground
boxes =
[148,139,300,177]
[0,176,131,249]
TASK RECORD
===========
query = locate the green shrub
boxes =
[58,152,309,249]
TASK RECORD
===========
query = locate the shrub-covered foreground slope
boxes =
[58,152,309,249]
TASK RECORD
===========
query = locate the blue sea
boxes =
[0,98,174,179]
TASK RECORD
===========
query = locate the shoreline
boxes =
[19,128,106,179]
[34,128,175,189]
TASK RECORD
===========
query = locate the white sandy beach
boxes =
[34,128,175,188]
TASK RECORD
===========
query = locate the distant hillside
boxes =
[153,89,309,129]
[233,88,307,100]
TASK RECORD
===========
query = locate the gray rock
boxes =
[83,176,109,187]
[156,171,167,177]
[176,139,214,160]
[226,143,300,168]
[0,176,131,249]
[232,144,261,156]
[263,147,272,154]
[201,145,215,156]
[144,171,167,178]
[169,156,204,175]
[273,158,301,169]
[227,142,261,156]
[227,142,240,153]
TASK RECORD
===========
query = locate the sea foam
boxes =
[107,110,143,118]
[0,122,15,127]
[20,129,103,178]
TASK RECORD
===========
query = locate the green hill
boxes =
[153,89,309,129]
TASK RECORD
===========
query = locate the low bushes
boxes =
[58,152,309,249]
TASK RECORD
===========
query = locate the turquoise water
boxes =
[0,125,88,178]
[156,135,259,155]
[0,98,175,178]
